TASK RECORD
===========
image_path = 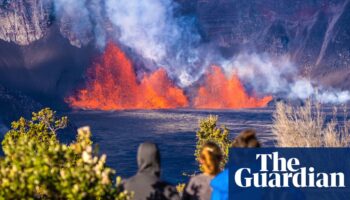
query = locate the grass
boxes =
[272,100,350,147]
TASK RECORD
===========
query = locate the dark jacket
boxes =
[123,142,180,200]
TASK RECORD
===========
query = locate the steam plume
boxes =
[222,54,350,103]
[105,0,204,86]
[52,0,350,104]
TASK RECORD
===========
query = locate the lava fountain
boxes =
[66,43,188,110]
[194,66,273,109]
[66,43,272,110]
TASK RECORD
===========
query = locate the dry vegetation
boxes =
[272,100,350,147]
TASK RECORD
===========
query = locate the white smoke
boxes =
[52,0,204,85]
[316,91,350,104]
[106,0,177,61]
[53,0,106,48]
[290,79,350,103]
[222,54,350,103]
[222,54,296,94]
[105,0,203,86]
[51,0,350,104]
[290,79,315,99]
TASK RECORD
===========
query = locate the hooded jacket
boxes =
[123,142,180,200]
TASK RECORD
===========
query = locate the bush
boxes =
[195,115,232,171]
[0,108,130,200]
[272,100,350,147]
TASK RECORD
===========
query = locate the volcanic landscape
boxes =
[1,0,350,184]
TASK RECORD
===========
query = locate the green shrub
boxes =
[195,115,232,171]
[0,108,130,200]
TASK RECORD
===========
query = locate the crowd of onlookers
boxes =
[121,129,260,200]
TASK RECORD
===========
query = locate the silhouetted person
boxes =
[210,129,261,200]
[182,141,223,200]
[123,142,180,200]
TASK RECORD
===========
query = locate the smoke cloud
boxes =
[106,0,178,61]
[290,80,350,103]
[105,0,205,87]
[52,0,350,104]
[222,54,350,103]
[222,54,296,95]
[54,0,106,48]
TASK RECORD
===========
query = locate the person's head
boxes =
[137,142,161,177]
[199,141,223,176]
[231,129,261,148]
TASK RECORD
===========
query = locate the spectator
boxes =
[123,142,180,200]
[182,141,223,200]
[210,129,261,200]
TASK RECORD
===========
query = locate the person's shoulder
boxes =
[192,173,210,179]
[215,169,229,179]
[188,173,212,185]
[124,174,137,182]
[211,169,229,191]
[121,174,140,189]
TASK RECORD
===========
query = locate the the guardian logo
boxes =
[234,152,345,188]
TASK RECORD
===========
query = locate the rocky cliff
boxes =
[195,0,350,88]
[0,0,52,45]
[0,0,96,47]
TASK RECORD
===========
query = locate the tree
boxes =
[195,115,232,171]
[0,108,130,200]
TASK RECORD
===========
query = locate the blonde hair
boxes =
[200,141,223,176]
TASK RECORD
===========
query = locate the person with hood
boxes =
[210,129,261,200]
[182,141,223,200]
[123,142,180,200]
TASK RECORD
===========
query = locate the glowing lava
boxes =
[193,66,272,109]
[66,44,272,110]
[65,43,188,110]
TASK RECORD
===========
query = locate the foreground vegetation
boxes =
[0,108,130,200]
[195,115,232,170]
[273,100,350,147]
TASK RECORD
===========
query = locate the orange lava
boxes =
[193,66,272,109]
[65,43,188,110]
[66,43,272,110]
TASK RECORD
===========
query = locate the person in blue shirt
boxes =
[210,129,261,200]
[210,168,228,200]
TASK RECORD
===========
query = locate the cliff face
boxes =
[0,0,52,45]
[0,0,94,47]
[0,1,96,105]
[195,0,350,88]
